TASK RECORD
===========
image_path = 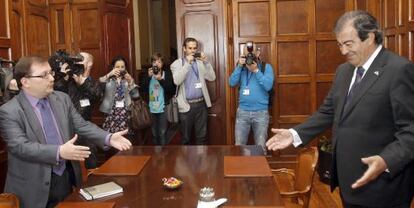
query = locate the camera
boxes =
[120,70,127,77]
[152,65,160,75]
[48,50,85,76]
[245,41,257,65]
[193,52,202,59]
[0,58,15,94]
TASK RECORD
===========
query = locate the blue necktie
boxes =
[37,99,66,176]
[344,66,365,110]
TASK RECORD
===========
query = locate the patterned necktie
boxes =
[37,99,66,176]
[344,66,365,109]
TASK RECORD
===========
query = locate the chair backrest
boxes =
[0,193,20,208]
[294,147,319,195]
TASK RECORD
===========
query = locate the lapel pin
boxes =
[374,71,379,76]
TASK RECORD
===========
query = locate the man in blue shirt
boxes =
[229,42,274,147]
[171,37,216,145]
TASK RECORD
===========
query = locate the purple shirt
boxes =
[183,58,203,100]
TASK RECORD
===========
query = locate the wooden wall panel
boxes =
[278,83,311,116]
[276,1,308,34]
[316,0,346,33]
[26,15,50,56]
[316,40,343,74]
[176,0,227,144]
[102,0,134,78]
[10,0,23,59]
[25,0,51,57]
[238,2,270,37]
[278,42,309,75]
[0,2,8,38]
[381,0,413,61]
[103,13,133,74]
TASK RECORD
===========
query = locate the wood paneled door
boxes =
[175,0,228,144]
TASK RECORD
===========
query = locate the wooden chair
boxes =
[0,193,19,208]
[80,161,98,183]
[272,147,319,208]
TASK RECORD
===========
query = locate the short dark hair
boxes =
[182,37,198,48]
[109,55,128,72]
[14,56,48,88]
[334,10,383,44]
[150,53,164,63]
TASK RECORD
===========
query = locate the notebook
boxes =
[224,156,272,177]
[79,182,123,201]
[92,155,151,176]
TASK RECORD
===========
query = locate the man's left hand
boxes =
[109,129,132,151]
[351,155,388,189]
[200,52,208,62]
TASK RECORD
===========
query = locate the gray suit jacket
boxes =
[170,58,216,112]
[294,48,414,206]
[0,91,108,208]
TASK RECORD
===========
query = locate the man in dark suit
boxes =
[0,56,132,208]
[266,10,414,207]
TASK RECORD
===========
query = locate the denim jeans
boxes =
[235,108,269,147]
[151,112,168,145]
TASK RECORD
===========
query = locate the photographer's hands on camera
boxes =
[105,68,134,85]
[186,52,208,64]
[60,62,88,86]
[238,56,259,73]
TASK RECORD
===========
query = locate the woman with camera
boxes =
[140,53,176,145]
[99,56,136,135]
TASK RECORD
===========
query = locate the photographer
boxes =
[0,58,19,104]
[140,53,176,145]
[99,56,136,137]
[171,37,216,145]
[51,52,103,168]
[229,41,274,147]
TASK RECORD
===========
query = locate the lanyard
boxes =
[245,69,253,87]
[116,80,125,97]
[191,62,200,80]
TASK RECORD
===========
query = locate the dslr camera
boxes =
[193,52,202,59]
[152,65,160,75]
[245,41,257,65]
[120,70,127,78]
[48,50,85,76]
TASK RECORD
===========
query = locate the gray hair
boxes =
[334,10,383,44]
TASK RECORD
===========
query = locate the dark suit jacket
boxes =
[0,91,109,208]
[294,48,414,206]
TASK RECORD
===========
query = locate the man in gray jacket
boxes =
[170,37,216,145]
[0,56,132,208]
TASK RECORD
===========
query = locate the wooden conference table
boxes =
[64,145,284,207]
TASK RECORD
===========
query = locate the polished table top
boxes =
[65,145,284,207]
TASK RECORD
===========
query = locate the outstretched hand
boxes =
[351,155,388,189]
[110,129,132,151]
[60,134,91,161]
[265,128,294,151]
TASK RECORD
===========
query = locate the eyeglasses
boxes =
[26,71,55,79]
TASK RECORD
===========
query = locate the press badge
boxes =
[79,99,90,107]
[195,82,202,89]
[242,88,250,96]
[115,100,125,108]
